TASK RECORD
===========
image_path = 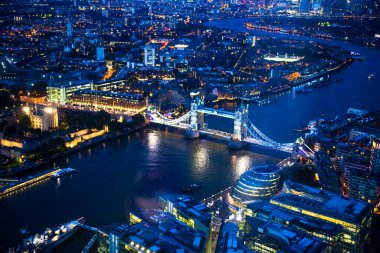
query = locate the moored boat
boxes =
[52,167,76,178]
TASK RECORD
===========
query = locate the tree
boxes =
[131,114,145,126]
[19,114,31,129]
[0,90,15,110]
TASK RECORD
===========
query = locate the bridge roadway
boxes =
[197,106,236,119]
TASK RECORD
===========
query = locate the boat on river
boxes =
[52,167,76,178]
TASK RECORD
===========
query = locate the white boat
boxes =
[52,167,76,178]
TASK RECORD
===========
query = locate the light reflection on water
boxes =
[0,129,282,247]
[192,144,210,179]
[231,154,253,180]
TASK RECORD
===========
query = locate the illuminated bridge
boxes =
[149,99,314,156]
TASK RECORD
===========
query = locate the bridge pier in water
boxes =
[229,104,249,149]
[185,99,202,139]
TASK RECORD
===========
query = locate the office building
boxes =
[159,194,212,235]
[144,45,156,67]
[271,181,373,252]
[243,218,327,253]
[70,90,146,115]
[245,200,342,250]
[231,165,281,203]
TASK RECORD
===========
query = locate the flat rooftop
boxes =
[272,182,372,224]
[247,201,342,236]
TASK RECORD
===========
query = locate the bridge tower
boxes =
[229,104,248,149]
[185,96,201,138]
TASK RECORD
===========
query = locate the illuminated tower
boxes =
[144,45,156,67]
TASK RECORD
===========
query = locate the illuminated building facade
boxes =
[271,181,373,252]
[244,200,343,250]
[23,106,58,131]
[159,195,212,235]
[370,138,380,175]
[243,219,327,253]
[70,90,146,115]
[231,165,281,203]
[47,79,127,104]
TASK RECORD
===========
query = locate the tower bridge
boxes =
[149,99,314,156]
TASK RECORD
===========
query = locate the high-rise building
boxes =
[144,45,156,67]
[347,163,378,203]
[370,138,380,175]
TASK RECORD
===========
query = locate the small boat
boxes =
[52,167,76,178]
[368,73,375,79]
[182,183,202,193]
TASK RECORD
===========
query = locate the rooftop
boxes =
[272,181,372,224]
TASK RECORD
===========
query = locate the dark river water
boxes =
[0,18,379,248]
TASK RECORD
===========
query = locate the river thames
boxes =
[0,18,379,247]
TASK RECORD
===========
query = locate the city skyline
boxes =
[0,0,379,252]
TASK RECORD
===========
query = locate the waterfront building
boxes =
[70,90,146,115]
[244,200,343,250]
[231,165,281,203]
[159,195,212,235]
[271,181,373,252]
[144,45,156,67]
[23,106,58,131]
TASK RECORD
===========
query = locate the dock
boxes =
[0,167,60,198]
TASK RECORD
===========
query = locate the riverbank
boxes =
[1,124,146,178]
[207,16,379,48]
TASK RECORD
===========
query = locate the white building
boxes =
[144,45,156,67]
[23,106,58,131]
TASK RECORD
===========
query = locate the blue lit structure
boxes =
[231,165,281,203]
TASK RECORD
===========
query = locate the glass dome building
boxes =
[232,165,281,203]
